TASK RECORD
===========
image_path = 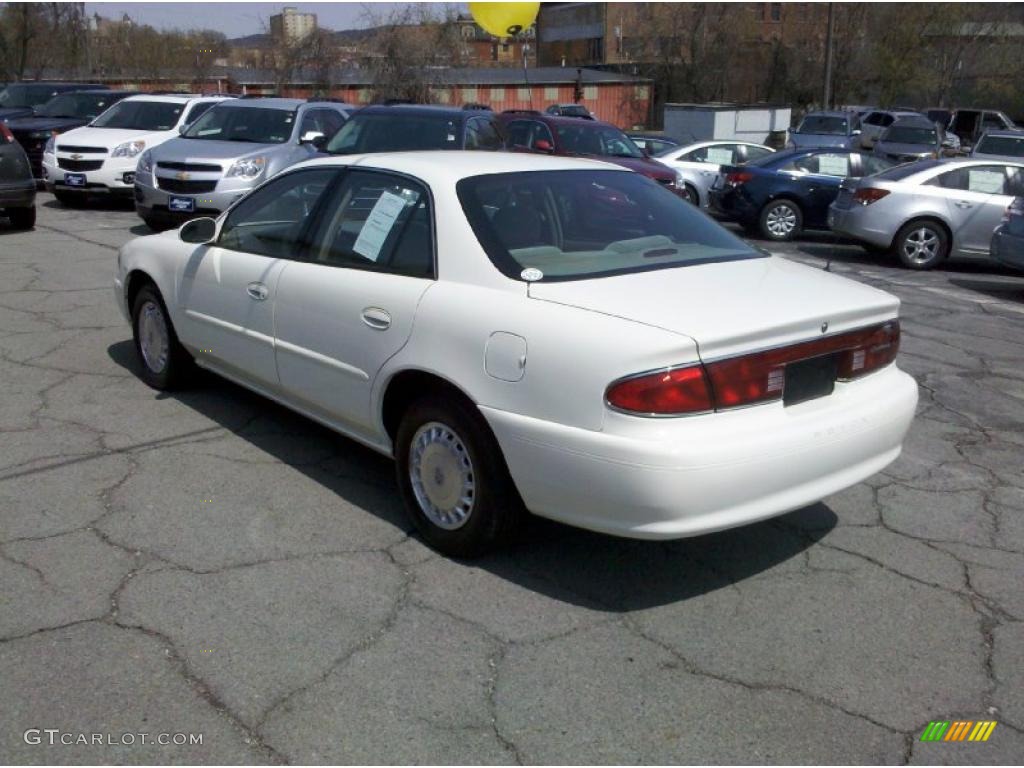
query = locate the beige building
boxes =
[270,7,317,43]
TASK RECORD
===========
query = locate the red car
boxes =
[497,110,688,200]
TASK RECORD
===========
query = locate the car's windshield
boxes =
[183,106,295,143]
[883,126,937,144]
[91,100,185,131]
[458,170,762,282]
[326,113,460,153]
[37,92,116,119]
[976,134,1024,157]
[797,115,848,135]
[554,124,642,158]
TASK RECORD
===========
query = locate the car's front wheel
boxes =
[894,219,949,270]
[131,284,193,390]
[683,183,699,206]
[7,206,35,230]
[395,396,523,558]
[759,199,803,241]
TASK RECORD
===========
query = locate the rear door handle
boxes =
[361,307,391,330]
[246,282,269,301]
[955,200,973,209]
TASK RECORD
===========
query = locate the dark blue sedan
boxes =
[710,148,896,241]
[991,197,1024,271]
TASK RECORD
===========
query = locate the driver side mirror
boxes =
[300,130,327,150]
[533,139,554,154]
[179,217,217,244]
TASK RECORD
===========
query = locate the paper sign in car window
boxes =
[705,148,734,165]
[353,190,407,262]
[818,155,850,176]
[968,169,1005,194]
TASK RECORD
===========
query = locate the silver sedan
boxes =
[657,141,774,208]
[829,158,1024,269]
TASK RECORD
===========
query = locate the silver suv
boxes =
[134,98,354,230]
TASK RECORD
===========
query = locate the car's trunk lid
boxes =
[528,255,899,361]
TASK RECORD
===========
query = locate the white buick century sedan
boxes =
[114,152,918,556]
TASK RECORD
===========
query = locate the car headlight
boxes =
[226,157,266,179]
[112,140,145,158]
[44,136,55,154]
[138,150,153,173]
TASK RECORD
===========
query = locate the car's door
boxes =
[786,151,851,226]
[178,167,339,387]
[273,169,435,437]
[926,164,1018,252]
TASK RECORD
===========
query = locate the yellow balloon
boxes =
[469,2,539,38]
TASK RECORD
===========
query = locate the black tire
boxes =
[683,183,699,206]
[130,284,194,390]
[894,219,949,270]
[54,190,85,208]
[7,206,35,230]
[759,199,803,241]
[395,395,523,558]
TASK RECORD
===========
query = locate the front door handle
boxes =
[361,307,391,330]
[954,200,973,209]
[246,282,269,301]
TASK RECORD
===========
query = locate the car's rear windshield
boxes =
[976,134,1024,157]
[183,106,295,143]
[883,126,937,144]
[326,113,460,153]
[870,158,944,180]
[92,100,185,131]
[555,124,642,158]
[458,170,763,282]
[797,115,848,135]
[37,92,118,119]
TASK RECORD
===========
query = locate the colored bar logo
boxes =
[920,721,997,742]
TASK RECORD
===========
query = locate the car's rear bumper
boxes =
[483,364,917,539]
[0,181,36,209]
[990,226,1024,271]
[828,203,894,248]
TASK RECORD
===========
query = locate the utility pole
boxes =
[822,2,835,109]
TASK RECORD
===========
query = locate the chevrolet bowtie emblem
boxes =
[70,153,82,160]
[176,172,190,180]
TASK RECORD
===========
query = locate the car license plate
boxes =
[64,173,86,187]
[784,353,839,406]
[168,196,195,213]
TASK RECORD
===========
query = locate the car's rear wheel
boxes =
[759,199,803,241]
[894,219,949,270]
[395,396,523,558]
[54,190,85,208]
[131,284,193,390]
[7,206,35,230]
[683,183,699,206]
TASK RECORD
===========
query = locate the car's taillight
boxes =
[853,188,890,206]
[0,123,13,143]
[725,171,753,187]
[605,365,713,415]
[607,321,900,416]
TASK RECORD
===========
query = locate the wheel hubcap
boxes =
[766,204,797,237]
[138,300,169,374]
[902,227,940,264]
[409,421,475,530]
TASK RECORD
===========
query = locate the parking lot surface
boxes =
[1,195,1023,764]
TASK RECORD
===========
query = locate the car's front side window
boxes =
[306,170,434,278]
[218,168,340,258]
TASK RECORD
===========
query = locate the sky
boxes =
[81,2,459,37]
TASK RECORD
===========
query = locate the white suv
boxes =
[42,93,233,206]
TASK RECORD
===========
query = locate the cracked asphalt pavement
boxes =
[1,195,1023,764]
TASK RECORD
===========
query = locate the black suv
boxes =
[324,104,504,154]
[0,82,108,123]
[6,90,136,178]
